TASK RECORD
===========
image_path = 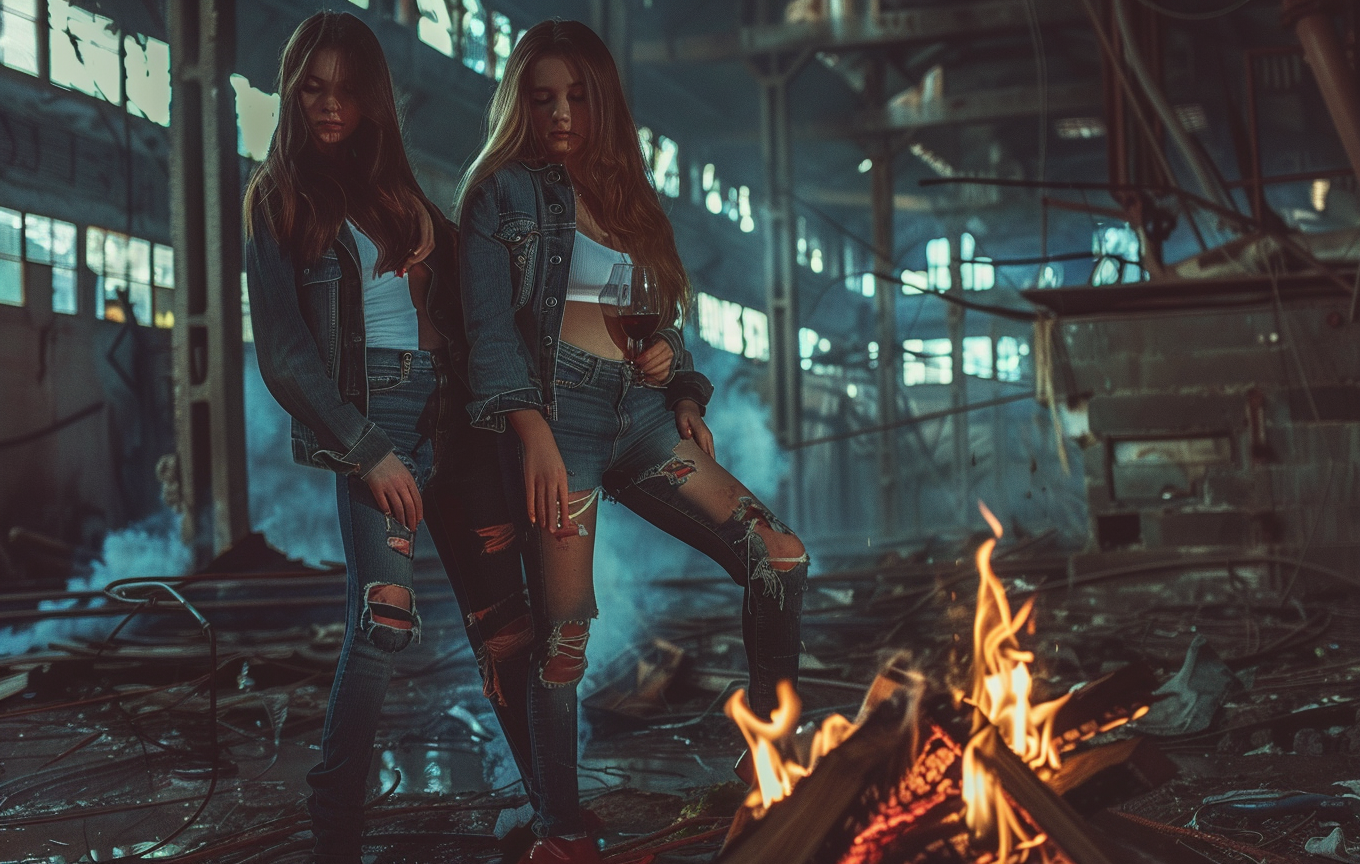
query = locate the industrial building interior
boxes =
[2,0,1360,861]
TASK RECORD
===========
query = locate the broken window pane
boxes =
[347,0,369,8]
[0,0,40,75]
[231,74,280,161]
[49,0,122,105]
[125,34,170,126]
[0,207,22,306]
[415,0,454,57]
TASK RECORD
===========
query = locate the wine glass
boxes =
[604,263,663,383]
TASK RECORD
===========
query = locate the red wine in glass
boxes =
[605,263,663,381]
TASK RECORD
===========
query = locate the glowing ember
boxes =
[724,681,857,816]
[961,502,1071,862]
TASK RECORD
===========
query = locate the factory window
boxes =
[232,75,280,162]
[959,233,993,291]
[490,11,512,80]
[240,271,252,342]
[25,214,78,314]
[702,164,722,215]
[88,227,156,326]
[962,336,992,379]
[903,338,951,386]
[0,208,23,307]
[1091,224,1142,286]
[152,243,173,327]
[348,0,369,8]
[461,0,487,75]
[738,186,754,232]
[798,327,821,370]
[926,237,950,290]
[49,0,122,105]
[125,34,170,126]
[654,135,680,198]
[995,336,1030,383]
[0,0,41,75]
[416,0,455,55]
[695,292,769,361]
[901,270,927,295]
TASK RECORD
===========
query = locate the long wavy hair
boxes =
[452,20,690,322]
[243,11,439,271]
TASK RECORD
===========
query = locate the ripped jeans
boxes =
[307,348,440,858]
[519,342,809,837]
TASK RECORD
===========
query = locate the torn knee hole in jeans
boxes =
[733,497,809,611]
[474,522,516,555]
[539,620,591,687]
[363,583,420,651]
[475,609,533,707]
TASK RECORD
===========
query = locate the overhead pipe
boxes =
[1284,0,1360,183]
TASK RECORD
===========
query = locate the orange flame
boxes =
[724,681,857,816]
[961,502,1070,862]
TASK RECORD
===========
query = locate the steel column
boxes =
[948,243,967,525]
[170,0,249,562]
[866,60,898,536]
[1285,0,1360,183]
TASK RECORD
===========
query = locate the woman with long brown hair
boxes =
[243,12,545,862]
[456,19,809,862]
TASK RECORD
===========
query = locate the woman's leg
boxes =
[307,473,423,862]
[422,423,536,799]
[519,485,602,839]
[605,438,808,719]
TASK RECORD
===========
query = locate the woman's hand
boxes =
[400,206,436,275]
[364,451,423,530]
[635,337,675,385]
[507,410,576,537]
[674,399,714,459]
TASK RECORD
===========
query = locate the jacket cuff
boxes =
[655,327,685,386]
[467,387,547,433]
[663,371,714,415]
[312,422,395,477]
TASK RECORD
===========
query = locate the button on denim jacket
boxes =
[245,212,466,475]
[459,161,713,432]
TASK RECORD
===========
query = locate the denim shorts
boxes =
[548,341,681,492]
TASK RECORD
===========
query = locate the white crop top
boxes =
[565,231,631,304]
[349,221,418,350]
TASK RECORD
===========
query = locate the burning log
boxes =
[719,504,1166,864]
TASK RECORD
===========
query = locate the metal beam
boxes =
[170,0,249,563]
[634,0,1081,64]
[591,0,632,103]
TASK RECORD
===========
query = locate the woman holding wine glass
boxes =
[455,19,809,862]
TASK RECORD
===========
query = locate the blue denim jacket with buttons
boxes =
[459,161,713,432]
[245,212,465,476]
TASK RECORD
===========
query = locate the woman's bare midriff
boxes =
[561,301,625,359]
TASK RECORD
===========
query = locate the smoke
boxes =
[243,345,345,565]
[0,512,193,656]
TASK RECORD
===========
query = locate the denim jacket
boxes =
[245,212,466,475]
[459,161,713,432]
